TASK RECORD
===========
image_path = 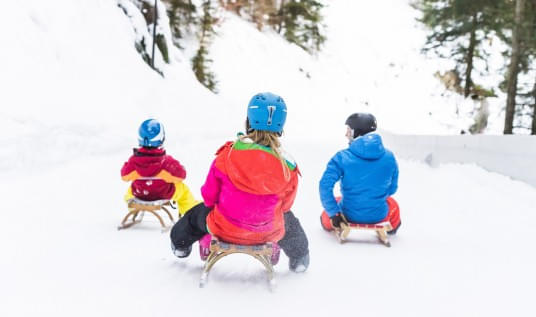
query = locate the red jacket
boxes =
[121,147,186,201]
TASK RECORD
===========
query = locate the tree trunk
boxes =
[200,1,208,45]
[504,0,525,134]
[464,14,477,98]
[187,0,194,24]
[532,106,536,135]
[277,0,287,33]
[532,80,536,135]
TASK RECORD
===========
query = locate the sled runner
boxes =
[199,235,278,291]
[334,215,393,247]
[117,198,176,232]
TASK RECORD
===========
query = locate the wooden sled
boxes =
[117,198,176,232]
[334,215,393,247]
[199,236,276,290]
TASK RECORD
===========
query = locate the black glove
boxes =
[330,213,346,229]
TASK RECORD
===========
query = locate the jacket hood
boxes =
[132,147,166,177]
[348,133,385,160]
[215,140,295,195]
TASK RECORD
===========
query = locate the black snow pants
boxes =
[169,203,309,260]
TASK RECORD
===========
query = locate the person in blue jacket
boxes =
[319,113,401,233]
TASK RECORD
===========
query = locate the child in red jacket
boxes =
[121,119,199,216]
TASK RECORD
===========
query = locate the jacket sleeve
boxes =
[319,153,343,217]
[201,160,221,209]
[158,155,186,183]
[388,157,399,196]
[121,157,140,181]
[281,169,299,213]
[173,182,201,216]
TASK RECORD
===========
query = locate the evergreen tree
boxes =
[219,0,326,53]
[165,0,197,46]
[275,0,325,53]
[414,0,506,98]
[121,0,326,87]
[192,0,218,92]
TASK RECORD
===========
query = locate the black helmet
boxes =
[345,113,377,138]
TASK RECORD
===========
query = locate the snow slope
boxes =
[210,0,506,137]
[0,0,232,173]
[1,1,535,316]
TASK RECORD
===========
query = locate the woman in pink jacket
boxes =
[170,92,309,272]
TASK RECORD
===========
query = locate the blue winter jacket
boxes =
[319,133,398,223]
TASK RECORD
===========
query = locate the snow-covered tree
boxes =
[117,0,174,74]
[192,0,218,92]
[219,0,326,53]
[165,0,197,47]
[414,0,506,98]
[275,0,325,53]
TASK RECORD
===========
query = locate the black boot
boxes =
[171,242,192,258]
[289,253,310,273]
[387,221,401,235]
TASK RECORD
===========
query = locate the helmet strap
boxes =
[346,126,355,143]
[245,118,255,134]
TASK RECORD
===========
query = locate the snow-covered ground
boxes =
[2,148,535,317]
[1,0,535,316]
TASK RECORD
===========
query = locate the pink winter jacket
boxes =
[202,140,299,245]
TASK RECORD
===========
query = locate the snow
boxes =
[1,0,535,316]
[2,153,535,316]
[209,0,506,137]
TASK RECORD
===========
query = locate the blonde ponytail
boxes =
[239,130,291,180]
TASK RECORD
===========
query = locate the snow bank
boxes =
[382,132,536,187]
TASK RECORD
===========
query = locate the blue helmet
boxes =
[138,119,165,147]
[247,92,287,133]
